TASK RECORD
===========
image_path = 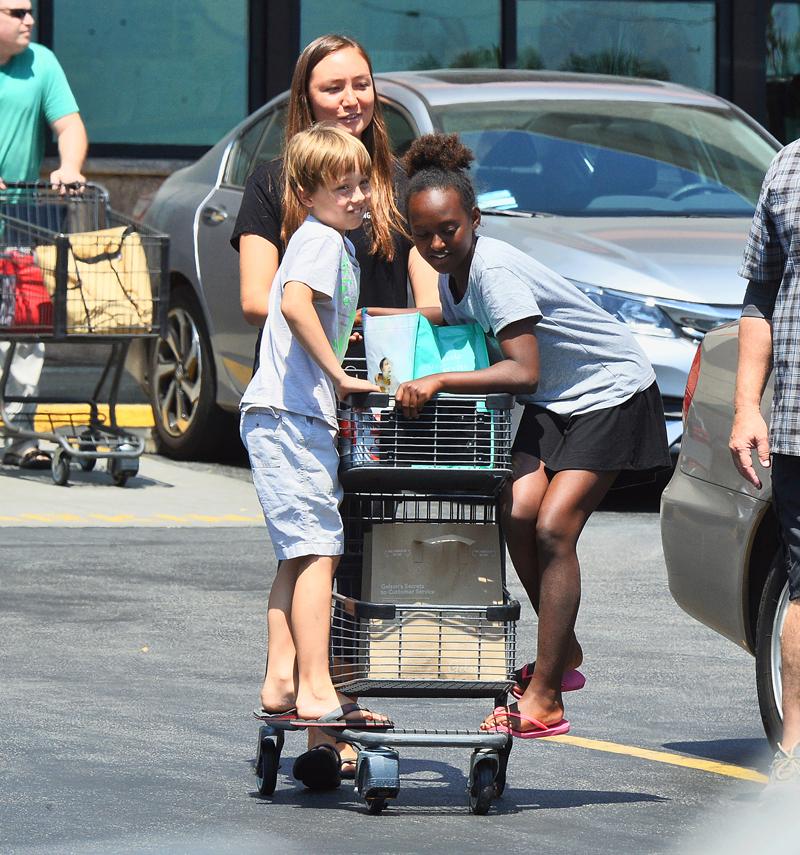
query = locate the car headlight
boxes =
[569,281,740,341]
[571,282,678,338]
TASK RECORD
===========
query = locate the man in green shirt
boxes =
[1,1,88,467]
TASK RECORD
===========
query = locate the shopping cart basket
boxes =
[0,182,169,485]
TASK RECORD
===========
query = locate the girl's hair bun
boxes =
[404,133,474,178]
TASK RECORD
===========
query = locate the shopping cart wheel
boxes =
[494,736,512,797]
[108,453,139,487]
[78,431,96,471]
[51,449,70,486]
[468,751,498,815]
[356,749,400,814]
[254,726,281,797]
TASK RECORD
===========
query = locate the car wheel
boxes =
[149,288,227,459]
[755,548,791,749]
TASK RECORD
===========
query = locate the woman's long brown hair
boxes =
[280,33,405,259]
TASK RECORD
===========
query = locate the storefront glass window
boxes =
[768,3,800,142]
[517,1,715,91]
[301,1,501,71]
[51,1,248,146]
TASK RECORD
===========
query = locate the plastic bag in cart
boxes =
[0,248,53,331]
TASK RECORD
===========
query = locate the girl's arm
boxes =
[361,305,444,324]
[394,318,539,418]
[239,234,280,326]
[408,247,441,309]
[281,281,381,398]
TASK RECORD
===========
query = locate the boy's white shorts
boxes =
[240,407,344,560]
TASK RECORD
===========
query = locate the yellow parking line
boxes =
[549,735,767,783]
[32,403,154,430]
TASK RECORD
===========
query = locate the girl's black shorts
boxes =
[512,381,671,473]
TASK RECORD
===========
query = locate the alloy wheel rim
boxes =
[771,581,790,721]
[154,306,202,438]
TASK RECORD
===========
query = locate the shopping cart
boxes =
[0,182,168,486]
[254,374,520,815]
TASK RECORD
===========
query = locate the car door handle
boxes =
[201,205,228,225]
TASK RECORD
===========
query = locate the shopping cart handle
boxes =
[342,392,391,408]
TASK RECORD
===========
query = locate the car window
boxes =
[433,101,778,216]
[252,104,288,167]
[225,114,271,188]
[381,100,418,158]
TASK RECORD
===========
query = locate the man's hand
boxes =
[395,375,443,419]
[0,176,5,190]
[49,166,85,194]
[729,408,770,489]
[334,374,381,402]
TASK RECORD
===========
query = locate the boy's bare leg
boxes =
[483,468,617,732]
[292,554,388,726]
[501,454,583,669]
[260,559,299,713]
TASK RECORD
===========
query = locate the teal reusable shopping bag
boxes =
[413,315,490,378]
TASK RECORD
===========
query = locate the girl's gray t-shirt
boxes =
[241,217,359,427]
[438,235,655,416]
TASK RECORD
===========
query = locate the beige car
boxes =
[660,321,785,745]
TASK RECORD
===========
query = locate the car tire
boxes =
[149,288,228,459]
[755,547,791,749]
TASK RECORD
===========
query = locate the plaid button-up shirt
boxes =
[740,140,800,456]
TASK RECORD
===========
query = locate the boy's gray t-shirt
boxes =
[241,217,359,427]
[438,235,655,416]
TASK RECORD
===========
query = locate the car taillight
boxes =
[683,343,702,423]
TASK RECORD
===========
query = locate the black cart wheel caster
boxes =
[255,725,281,796]
[51,448,70,486]
[468,750,499,815]
[356,749,400,814]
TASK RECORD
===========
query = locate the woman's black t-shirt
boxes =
[230,158,411,309]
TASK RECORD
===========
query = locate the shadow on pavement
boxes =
[247,753,667,815]
[662,738,769,769]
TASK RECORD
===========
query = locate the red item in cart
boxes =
[0,249,53,331]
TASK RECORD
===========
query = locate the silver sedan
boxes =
[660,321,784,746]
[134,69,779,458]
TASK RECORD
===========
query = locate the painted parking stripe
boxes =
[549,734,767,783]
[32,403,154,430]
[0,513,263,525]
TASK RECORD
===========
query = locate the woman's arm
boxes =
[239,234,279,326]
[394,317,539,418]
[408,247,441,309]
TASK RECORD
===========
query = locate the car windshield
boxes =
[432,100,777,216]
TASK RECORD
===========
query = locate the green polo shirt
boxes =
[0,43,79,182]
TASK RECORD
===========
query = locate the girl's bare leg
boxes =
[502,453,583,669]
[484,468,618,732]
[260,559,299,712]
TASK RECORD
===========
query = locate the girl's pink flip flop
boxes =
[511,661,586,698]
[485,703,570,740]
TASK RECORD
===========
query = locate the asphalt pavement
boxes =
[0,455,782,854]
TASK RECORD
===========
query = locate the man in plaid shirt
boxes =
[731,140,800,788]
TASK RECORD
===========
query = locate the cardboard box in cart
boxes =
[363,523,504,605]
[363,523,507,681]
